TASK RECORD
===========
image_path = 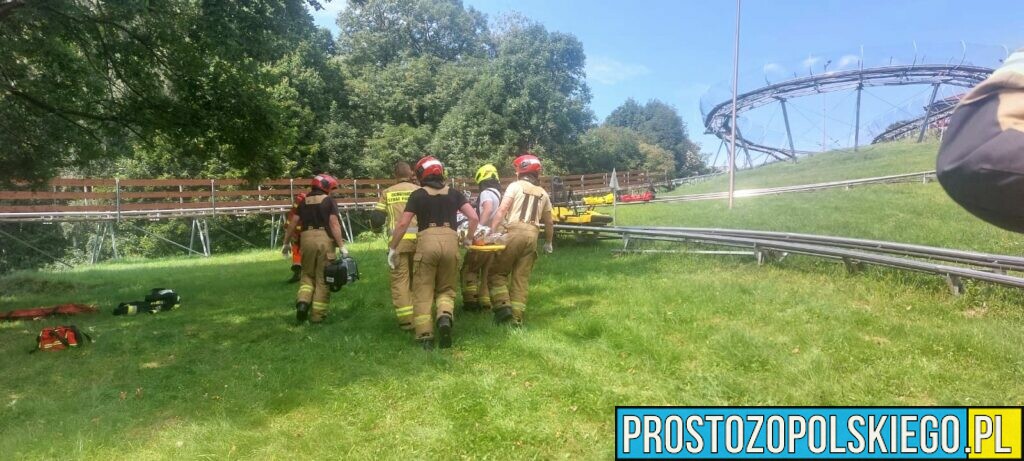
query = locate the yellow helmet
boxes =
[475,164,499,184]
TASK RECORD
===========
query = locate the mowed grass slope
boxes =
[2,141,1024,459]
[670,140,939,195]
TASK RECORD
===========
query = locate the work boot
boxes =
[295,301,310,323]
[418,338,434,351]
[436,315,453,349]
[462,300,479,312]
[493,305,514,324]
[287,264,302,283]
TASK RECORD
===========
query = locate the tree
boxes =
[604,98,705,176]
[430,16,594,175]
[336,0,493,69]
[572,126,643,173]
[0,0,342,184]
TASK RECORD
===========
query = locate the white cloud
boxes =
[801,55,821,70]
[836,54,861,70]
[763,62,785,75]
[586,56,652,85]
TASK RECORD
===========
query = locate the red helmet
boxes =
[513,154,542,175]
[311,173,339,192]
[414,156,444,180]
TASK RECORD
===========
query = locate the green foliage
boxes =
[0,0,344,183]
[572,126,644,173]
[605,98,705,176]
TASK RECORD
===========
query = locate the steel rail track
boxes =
[554,224,1024,292]
[620,226,1024,273]
[625,171,935,205]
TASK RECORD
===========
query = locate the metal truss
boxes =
[703,64,993,160]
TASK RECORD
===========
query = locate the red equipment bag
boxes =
[32,325,92,353]
[1,304,99,321]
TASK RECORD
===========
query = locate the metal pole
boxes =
[918,83,941,143]
[728,0,741,209]
[854,83,863,151]
[778,98,796,157]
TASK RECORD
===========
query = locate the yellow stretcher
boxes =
[467,244,506,252]
[582,193,615,206]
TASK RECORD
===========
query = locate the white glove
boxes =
[281,244,291,257]
[543,242,553,254]
[387,248,398,270]
[340,245,349,258]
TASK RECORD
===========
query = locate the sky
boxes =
[309,0,1023,163]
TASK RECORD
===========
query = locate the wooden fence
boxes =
[0,170,670,221]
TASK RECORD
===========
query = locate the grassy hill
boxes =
[669,140,939,195]
[2,141,1024,459]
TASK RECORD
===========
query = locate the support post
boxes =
[854,83,863,151]
[734,125,753,169]
[945,274,964,296]
[778,98,796,157]
[918,83,941,143]
[711,139,725,169]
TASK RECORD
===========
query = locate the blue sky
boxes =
[309,0,1023,161]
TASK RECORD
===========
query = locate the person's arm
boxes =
[282,214,300,254]
[459,203,479,246]
[388,212,415,250]
[489,195,513,230]
[479,199,494,231]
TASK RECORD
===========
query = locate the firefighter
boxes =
[937,48,1024,233]
[460,164,502,311]
[487,153,554,327]
[283,174,348,323]
[388,156,479,350]
[281,192,306,283]
[373,161,420,331]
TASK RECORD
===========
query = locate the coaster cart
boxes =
[617,181,656,203]
[549,176,614,237]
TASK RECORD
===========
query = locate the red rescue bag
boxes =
[32,325,92,353]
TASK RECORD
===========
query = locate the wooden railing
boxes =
[0,170,670,221]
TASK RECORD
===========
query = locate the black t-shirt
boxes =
[299,191,340,229]
[403,186,468,231]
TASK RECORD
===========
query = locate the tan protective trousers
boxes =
[411,227,459,340]
[390,238,417,330]
[460,250,494,307]
[296,229,335,322]
[487,222,539,323]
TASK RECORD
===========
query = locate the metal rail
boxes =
[629,171,934,205]
[621,226,1024,273]
[555,224,1024,292]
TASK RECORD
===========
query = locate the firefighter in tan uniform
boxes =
[460,164,502,311]
[283,174,348,323]
[388,156,479,350]
[374,162,420,330]
[488,154,554,327]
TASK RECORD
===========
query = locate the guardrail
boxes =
[555,224,1024,294]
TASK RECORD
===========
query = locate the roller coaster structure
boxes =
[702,64,993,161]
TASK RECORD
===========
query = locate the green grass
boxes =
[3,141,1024,459]
[671,140,939,195]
